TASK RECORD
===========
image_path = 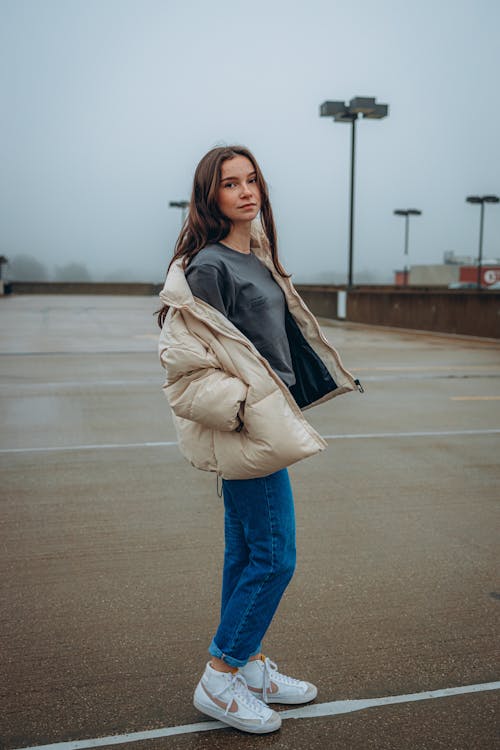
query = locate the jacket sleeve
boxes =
[160,338,247,433]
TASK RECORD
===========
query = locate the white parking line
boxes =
[1,429,499,455]
[450,396,500,400]
[0,379,161,389]
[1,371,499,390]
[0,441,178,454]
[322,428,500,440]
[12,680,500,750]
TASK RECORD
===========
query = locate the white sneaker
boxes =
[193,662,281,734]
[239,655,318,704]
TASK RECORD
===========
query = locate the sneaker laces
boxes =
[215,672,269,720]
[262,656,302,702]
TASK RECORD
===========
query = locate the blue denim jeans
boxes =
[208,468,296,668]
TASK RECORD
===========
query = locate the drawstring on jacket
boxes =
[216,474,223,498]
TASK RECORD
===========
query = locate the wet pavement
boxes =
[1,294,499,750]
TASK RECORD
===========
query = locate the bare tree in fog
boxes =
[103,268,137,282]
[8,254,49,280]
[54,262,92,281]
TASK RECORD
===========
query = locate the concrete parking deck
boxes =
[1,295,499,750]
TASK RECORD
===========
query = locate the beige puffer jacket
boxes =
[158,230,359,480]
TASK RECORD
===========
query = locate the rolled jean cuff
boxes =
[208,638,261,668]
[249,642,262,657]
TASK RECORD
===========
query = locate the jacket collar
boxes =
[158,260,193,309]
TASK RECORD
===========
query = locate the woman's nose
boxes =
[239,182,252,196]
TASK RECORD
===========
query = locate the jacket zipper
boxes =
[247,242,358,383]
[354,378,364,393]
[275,273,360,390]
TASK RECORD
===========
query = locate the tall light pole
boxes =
[466,195,499,289]
[393,209,422,286]
[169,200,189,228]
[320,96,389,288]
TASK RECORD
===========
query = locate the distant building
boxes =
[407,264,460,286]
[459,265,500,286]
[394,251,500,286]
[443,250,475,265]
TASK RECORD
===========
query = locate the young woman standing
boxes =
[157,146,360,734]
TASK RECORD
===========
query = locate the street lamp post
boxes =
[393,209,422,286]
[320,96,389,288]
[169,200,190,228]
[466,195,500,289]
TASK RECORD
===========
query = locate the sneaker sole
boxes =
[266,683,318,705]
[193,697,282,734]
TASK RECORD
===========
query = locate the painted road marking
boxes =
[353,365,500,371]
[12,681,500,750]
[450,396,500,401]
[1,372,500,391]
[322,429,500,440]
[1,429,499,454]
[0,440,178,454]
[0,379,161,389]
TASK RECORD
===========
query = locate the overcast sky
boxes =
[1,0,499,283]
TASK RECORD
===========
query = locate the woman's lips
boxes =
[239,204,256,209]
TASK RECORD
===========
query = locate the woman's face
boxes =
[216,155,261,223]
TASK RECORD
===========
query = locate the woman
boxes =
[157,145,361,734]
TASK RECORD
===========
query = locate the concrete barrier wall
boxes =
[6,281,500,339]
[347,290,500,339]
[296,286,500,339]
[8,281,163,295]
[293,285,340,319]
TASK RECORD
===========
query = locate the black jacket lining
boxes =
[285,308,337,409]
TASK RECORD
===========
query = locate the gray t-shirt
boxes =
[185,242,296,387]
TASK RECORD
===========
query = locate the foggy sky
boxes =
[1,0,499,283]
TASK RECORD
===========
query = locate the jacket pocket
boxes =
[164,368,247,432]
[175,417,217,473]
[212,389,326,480]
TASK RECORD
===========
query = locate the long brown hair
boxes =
[155,145,288,328]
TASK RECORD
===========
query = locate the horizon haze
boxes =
[1,0,499,284]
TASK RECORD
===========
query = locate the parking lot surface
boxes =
[1,294,499,750]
